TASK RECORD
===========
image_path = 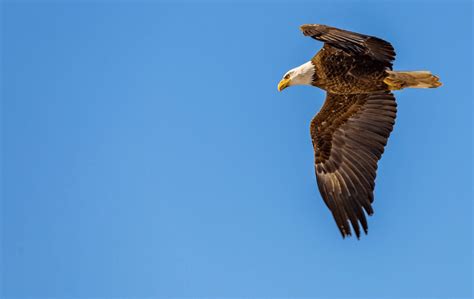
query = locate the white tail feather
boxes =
[384,70,442,90]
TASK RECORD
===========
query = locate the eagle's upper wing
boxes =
[310,91,397,238]
[300,24,395,68]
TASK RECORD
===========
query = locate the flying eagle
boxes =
[278,24,441,238]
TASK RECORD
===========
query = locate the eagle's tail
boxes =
[384,70,442,90]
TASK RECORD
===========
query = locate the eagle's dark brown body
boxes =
[312,44,389,94]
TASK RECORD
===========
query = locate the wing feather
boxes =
[300,24,395,68]
[310,91,397,238]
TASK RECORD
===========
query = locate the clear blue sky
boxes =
[1,1,472,298]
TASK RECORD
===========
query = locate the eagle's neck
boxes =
[290,61,316,86]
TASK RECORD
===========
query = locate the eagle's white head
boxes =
[278,61,316,91]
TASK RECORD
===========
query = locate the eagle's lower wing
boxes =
[310,91,397,238]
[300,24,395,68]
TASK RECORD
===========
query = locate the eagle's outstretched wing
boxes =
[310,91,397,238]
[300,24,395,68]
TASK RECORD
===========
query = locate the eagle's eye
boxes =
[284,74,290,79]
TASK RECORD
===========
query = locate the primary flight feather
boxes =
[278,24,441,238]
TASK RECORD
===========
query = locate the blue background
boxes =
[1,1,472,298]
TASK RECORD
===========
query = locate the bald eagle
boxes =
[278,24,441,238]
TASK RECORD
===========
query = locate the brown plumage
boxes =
[278,24,441,238]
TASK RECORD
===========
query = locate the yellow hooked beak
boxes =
[278,78,291,92]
